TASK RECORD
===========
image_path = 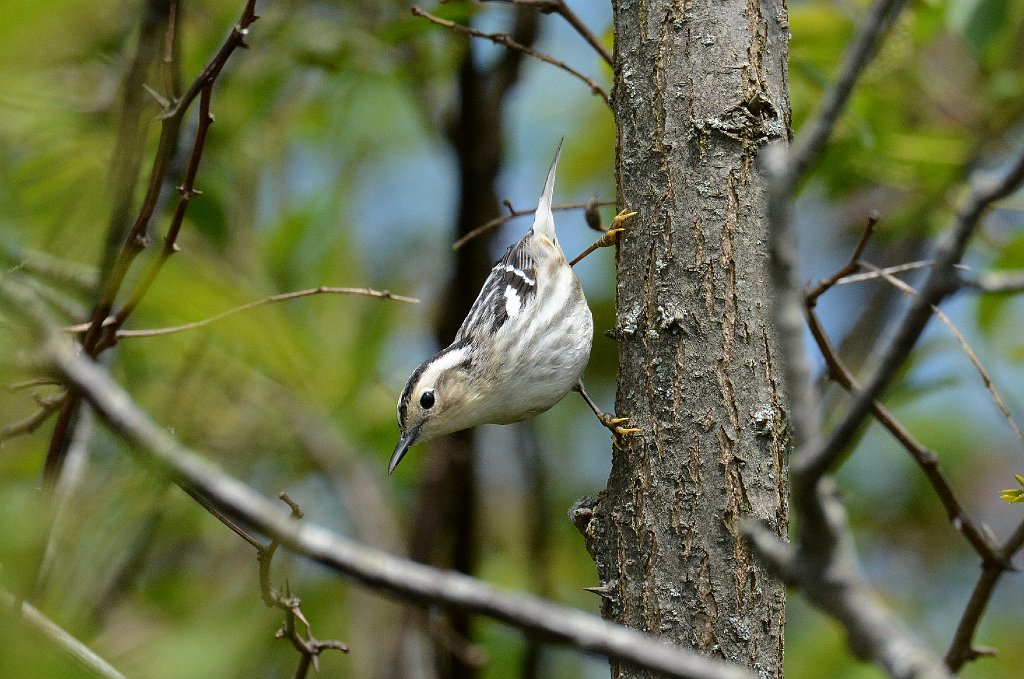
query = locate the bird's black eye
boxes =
[420,390,435,409]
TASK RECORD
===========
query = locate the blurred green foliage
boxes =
[1,0,1023,678]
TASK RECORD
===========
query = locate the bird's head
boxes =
[390,342,477,474]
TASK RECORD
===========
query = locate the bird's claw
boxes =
[594,210,636,248]
[610,208,637,230]
[598,414,639,438]
[569,208,637,267]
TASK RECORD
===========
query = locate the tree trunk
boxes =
[585,2,791,676]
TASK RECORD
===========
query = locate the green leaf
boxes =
[1000,474,1024,503]
[947,0,1011,53]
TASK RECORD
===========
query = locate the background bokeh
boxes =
[1,1,1023,677]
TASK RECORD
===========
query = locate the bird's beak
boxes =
[389,425,421,475]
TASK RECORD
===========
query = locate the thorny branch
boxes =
[43,0,260,486]
[257,493,350,678]
[411,6,610,105]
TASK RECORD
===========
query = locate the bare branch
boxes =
[795,143,1024,485]
[806,211,878,302]
[960,270,1024,294]
[0,393,65,443]
[764,162,955,677]
[945,518,1024,670]
[453,200,615,251]
[862,260,1024,448]
[79,0,261,356]
[2,588,127,679]
[785,0,908,187]
[743,483,955,679]
[411,6,609,106]
[64,287,418,340]
[804,236,1001,561]
[258,494,349,675]
[835,260,943,286]
[482,0,613,66]
[19,313,755,679]
[104,80,217,343]
[44,0,261,485]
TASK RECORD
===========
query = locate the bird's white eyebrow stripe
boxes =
[503,264,535,286]
[427,345,471,374]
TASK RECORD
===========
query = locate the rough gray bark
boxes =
[581,1,791,676]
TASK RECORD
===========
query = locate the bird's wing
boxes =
[455,238,538,342]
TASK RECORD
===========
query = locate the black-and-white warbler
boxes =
[390,142,636,474]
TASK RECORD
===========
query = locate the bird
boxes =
[390,141,636,474]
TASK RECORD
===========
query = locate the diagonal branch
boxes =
[784,0,907,189]
[743,484,956,679]
[2,587,127,679]
[482,0,613,66]
[861,260,1024,448]
[945,518,1024,670]
[804,230,1001,562]
[411,6,609,105]
[11,307,754,679]
[794,144,1024,487]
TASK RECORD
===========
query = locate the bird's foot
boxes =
[570,209,637,266]
[597,413,639,450]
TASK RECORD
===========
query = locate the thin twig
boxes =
[960,270,1024,294]
[945,518,1024,670]
[15,308,755,679]
[257,493,349,674]
[453,200,615,251]
[835,260,941,286]
[803,230,1000,561]
[2,588,128,679]
[861,260,1024,448]
[806,211,878,302]
[8,378,62,392]
[102,80,217,347]
[44,0,261,486]
[411,6,609,105]
[181,483,263,550]
[1,393,65,443]
[796,143,1024,485]
[63,286,417,340]
[482,0,612,66]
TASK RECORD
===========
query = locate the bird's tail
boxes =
[530,138,563,242]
